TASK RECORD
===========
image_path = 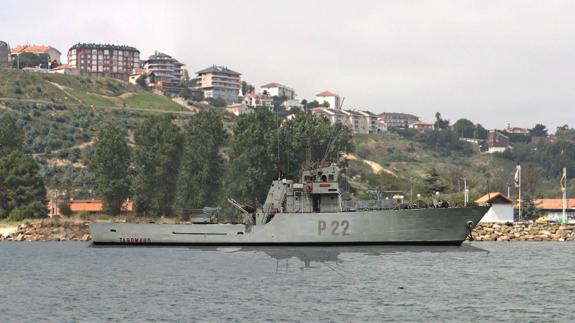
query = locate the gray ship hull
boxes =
[90,206,489,246]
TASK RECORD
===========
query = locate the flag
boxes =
[514,165,521,188]
[560,168,567,192]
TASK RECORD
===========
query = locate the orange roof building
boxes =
[533,198,575,210]
[48,199,133,217]
[11,44,62,63]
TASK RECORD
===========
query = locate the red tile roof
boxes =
[68,200,134,213]
[12,45,60,54]
[533,198,575,210]
[475,192,513,204]
[261,82,282,88]
[316,90,337,97]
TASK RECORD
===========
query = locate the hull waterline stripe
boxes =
[172,232,228,235]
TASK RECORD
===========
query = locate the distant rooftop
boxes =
[261,82,283,88]
[12,44,61,55]
[69,43,139,53]
[316,90,338,97]
[196,65,240,76]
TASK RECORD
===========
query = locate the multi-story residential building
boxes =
[356,110,378,133]
[0,40,10,68]
[195,65,241,104]
[487,130,510,153]
[259,82,297,99]
[311,107,346,125]
[282,99,304,111]
[142,51,185,95]
[376,118,388,133]
[243,92,274,109]
[67,43,140,81]
[11,44,62,64]
[379,112,420,129]
[315,90,341,110]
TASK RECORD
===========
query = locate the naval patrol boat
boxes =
[90,158,489,246]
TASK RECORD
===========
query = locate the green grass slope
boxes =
[0,69,184,111]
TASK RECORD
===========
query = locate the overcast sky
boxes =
[2,0,574,130]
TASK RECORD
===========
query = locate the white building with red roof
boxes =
[315,90,341,110]
[259,82,296,99]
[476,192,514,223]
[243,92,274,109]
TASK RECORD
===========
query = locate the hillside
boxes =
[345,133,575,202]
[0,69,185,111]
[0,69,573,204]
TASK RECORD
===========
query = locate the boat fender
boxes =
[305,183,313,192]
[466,221,474,229]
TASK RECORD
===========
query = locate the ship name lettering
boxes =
[318,220,350,236]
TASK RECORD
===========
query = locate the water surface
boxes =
[1,242,574,322]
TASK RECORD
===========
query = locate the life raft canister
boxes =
[305,183,313,192]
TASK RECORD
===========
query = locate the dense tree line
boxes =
[0,114,47,220]
[89,108,352,216]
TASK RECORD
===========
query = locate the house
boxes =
[49,64,77,75]
[378,112,419,129]
[311,107,346,125]
[476,192,514,223]
[12,44,62,64]
[48,199,133,217]
[375,118,388,133]
[282,99,304,111]
[409,120,433,132]
[0,40,10,68]
[315,90,341,110]
[195,65,241,104]
[504,124,530,135]
[243,92,273,109]
[67,43,140,81]
[226,103,253,116]
[533,198,575,218]
[487,130,509,153]
[356,110,378,133]
[259,82,297,99]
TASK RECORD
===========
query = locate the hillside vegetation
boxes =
[0,69,185,111]
[1,69,574,211]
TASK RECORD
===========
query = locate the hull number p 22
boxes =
[318,220,350,236]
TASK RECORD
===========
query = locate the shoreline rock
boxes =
[0,221,91,242]
[469,222,575,242]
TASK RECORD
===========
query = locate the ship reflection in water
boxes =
[198,244,490,273]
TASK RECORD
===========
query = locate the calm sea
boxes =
[1,242,574,322]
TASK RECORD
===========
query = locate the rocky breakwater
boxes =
[471,222,575,242]
[0,221,91,242]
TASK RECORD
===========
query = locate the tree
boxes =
[0,150,47,219]
[452,118,475,138]
[307,100,321,109]
[13,52,50,69]
[176,111,226,213]
[475,123,488,140]
[132,115,183,216]
[207,96,227,107]
[433,112,450,130]
[89,122,131,215]
[278,112,353,179]
[241,81,255,95]
[530,124,548,137]
[423,168,448,195]
[225,107,278,205]
[0,114,24,156]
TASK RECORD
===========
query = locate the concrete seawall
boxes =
[469,222,575,241]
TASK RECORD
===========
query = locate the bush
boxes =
[8,209,26,222]
[59,201,73,217]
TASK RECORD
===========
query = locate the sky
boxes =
[1,0,575,130]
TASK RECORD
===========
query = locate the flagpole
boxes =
[562,167,567,221]
[518,165,522,221]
